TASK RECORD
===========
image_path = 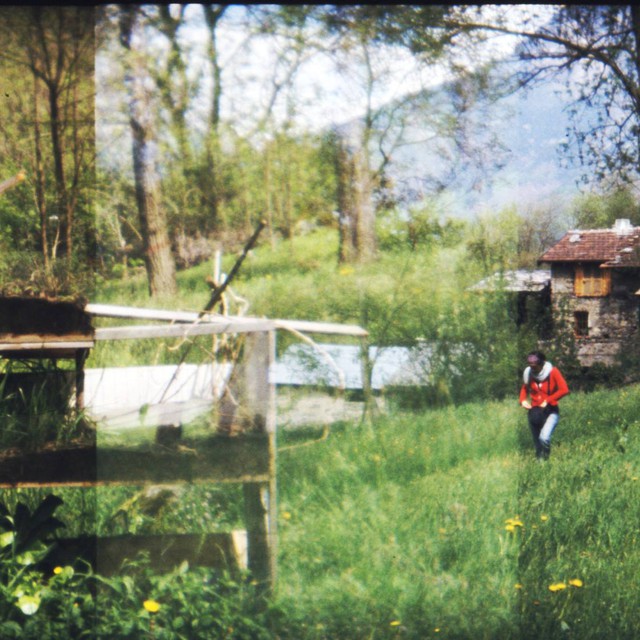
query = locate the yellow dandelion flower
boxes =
[514,583,523,590]
[282,511,292,520]
[569,578,583,588]
[540,515,549,522]
[143,599,161,613]
[505,517,523,527]
[548,582,567,592]
[390,620,401,627]
[53,566,63,575]
[505,524,515,532]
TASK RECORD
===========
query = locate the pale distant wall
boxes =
[84,364,232,411]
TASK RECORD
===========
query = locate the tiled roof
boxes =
[539,225,640,267]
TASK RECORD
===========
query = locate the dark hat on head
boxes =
[527,351,545,366]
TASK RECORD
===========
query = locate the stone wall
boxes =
[550,264,640,366]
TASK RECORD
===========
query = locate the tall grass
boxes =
[3,385,638,637]
[272,386,640,639]
[9,229,636,637]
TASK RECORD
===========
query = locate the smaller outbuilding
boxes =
[469,269,552,335]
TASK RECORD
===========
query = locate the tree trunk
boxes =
[352,147,377,261]
[202,5,227,232]
[335,138,355,264]
[32,73,49,268]
[120,6,177,297]
[334,135,376,263]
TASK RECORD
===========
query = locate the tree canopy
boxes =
[2,5,640,297]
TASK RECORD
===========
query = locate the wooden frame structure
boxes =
[0,300,367,591]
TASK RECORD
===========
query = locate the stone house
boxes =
[538,219,640,366]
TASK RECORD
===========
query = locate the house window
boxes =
[574,311,589,337]
[574,264,611,297]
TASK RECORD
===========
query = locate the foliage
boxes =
[0,6,96,265]
[0,495,65,566]
[0,360,94,452]
[0,495,66,626]
[441,6,640,187]
[464,206,522,275]
[0,250,96,299]
[2,385,640,637]
[376,203,464,252]
[89,561,276,640]
[95,484,244,537]
[1,553,277,639]
[274,384,640,638]
[570,186,640,230]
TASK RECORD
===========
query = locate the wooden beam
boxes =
[45,532,247,576]
[236,331,278,591]
[0,340,94,352]
[0,435,270,486]
[94,320,274,341]
[75,348,89,411]
[86,303,215,323]
[274,318,368,337]
[86,303,368,337]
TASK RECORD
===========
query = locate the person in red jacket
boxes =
[519,351,569,460]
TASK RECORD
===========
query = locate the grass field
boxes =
[5,382,638,638]
[271,384,640,639]
[3,230,640,637]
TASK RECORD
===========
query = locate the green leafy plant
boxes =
[0,361,95,451]
[0,495,66,571]
[0,495,66,624]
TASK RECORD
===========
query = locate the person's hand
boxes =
[521,401,532,409]
[540,400,548,408]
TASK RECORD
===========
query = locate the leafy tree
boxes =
[299,5,510,264]
[464,207,521,276]
[376,202,465,253]
[440,5,640,186]
[0,6,95,285]
[570,186,640,230]
[516,205,568,267]
[118,5,177,297]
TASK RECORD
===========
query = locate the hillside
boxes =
[274,383,640,639]
[385,79,586,221]
[329,69,588,228]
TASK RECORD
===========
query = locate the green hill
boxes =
[76,228,640,637]
[274,385,640,639]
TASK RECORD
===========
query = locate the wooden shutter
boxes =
[575,264,611,297]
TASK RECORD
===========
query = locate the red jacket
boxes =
[519,367,569,407]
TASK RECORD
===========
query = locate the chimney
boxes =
[614,218,633,235]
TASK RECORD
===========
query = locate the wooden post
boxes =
[360,336,376,421]
[238,330,277,591]
[75,348,88,411]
